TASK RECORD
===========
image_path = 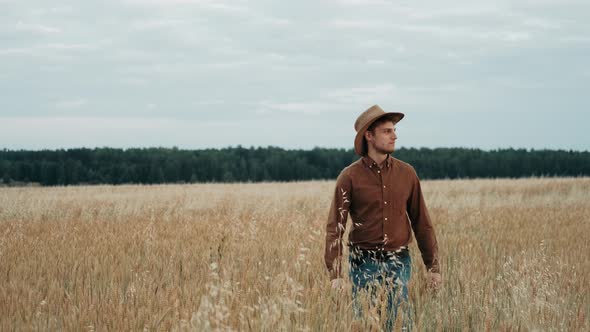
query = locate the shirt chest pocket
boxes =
[351,184,382,211]
[387,185,410,211]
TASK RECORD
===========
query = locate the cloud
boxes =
[257,101,338,115]
[191,100,225,106]
[328,0,393,6]
[399,24,534,44]
[326,19,387,29]
[123,0,250,13]
[15,21,61,34]
[256,17,290,26]
[0,48,33,56]
[45,43,97,50]
[55,99,87,110]
[323,84,399,105]
[365,59,386,65]
[501,31,531,42]
[130,18,190,31]
[0,42,101,61]
[522,17,562,30]
[560,35,590,43]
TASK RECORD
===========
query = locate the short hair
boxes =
[367,115,396,134]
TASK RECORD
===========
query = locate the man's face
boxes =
[365,121,397,154]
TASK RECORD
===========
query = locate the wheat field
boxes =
[0,177,589,331]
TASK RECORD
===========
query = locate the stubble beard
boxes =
[373,143,395,155]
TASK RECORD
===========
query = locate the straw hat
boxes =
[354,105,404,156]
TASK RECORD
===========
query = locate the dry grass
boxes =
[0,177,589,331]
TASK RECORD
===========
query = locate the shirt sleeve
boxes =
[407,167,440,274]
[324,171,352,280]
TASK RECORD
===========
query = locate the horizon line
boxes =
[1,145,589,153]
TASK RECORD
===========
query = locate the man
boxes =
[324,104,441,330]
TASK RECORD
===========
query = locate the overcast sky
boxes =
[1,0,589,151]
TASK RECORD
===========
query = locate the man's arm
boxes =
[324,171,352,280]
[406,167,440,274]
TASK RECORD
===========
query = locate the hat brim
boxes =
[354,112,404,156]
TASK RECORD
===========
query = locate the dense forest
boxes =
[1,146,588,186]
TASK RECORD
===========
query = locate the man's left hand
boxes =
[427,271,442,290]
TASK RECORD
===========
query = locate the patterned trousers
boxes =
[349,248,412,331]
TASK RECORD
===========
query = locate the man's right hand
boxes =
[331,278,345,290]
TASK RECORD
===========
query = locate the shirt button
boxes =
[384,201,388,205]
[385,217,388,221]
[377,170,381,173]
[383,185,386,188]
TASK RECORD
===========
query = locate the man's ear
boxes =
[364,130,373,143]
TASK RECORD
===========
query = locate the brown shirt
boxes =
[324,154,440,280]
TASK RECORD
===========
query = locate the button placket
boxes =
[382,170,390,224]
[378,166,386,239]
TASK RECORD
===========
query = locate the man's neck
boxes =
[366,150,389,168]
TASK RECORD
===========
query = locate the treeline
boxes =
[0,146,589,186]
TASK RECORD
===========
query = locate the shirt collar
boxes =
[362,154,393,169]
